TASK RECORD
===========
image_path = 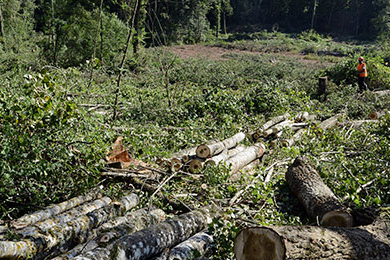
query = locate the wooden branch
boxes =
[234,218,390,260]
[10,189,103,229]
[196,132,246,158]
[319,113,343,130]
[286,156,353,227]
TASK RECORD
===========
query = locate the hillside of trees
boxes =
[0,0,390,259]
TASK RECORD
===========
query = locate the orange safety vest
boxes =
[357,63,367,77]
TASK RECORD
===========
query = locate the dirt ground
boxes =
[164,44,332,67]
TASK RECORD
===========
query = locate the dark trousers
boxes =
[358,77,367,92]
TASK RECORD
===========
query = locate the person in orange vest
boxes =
[357,56,368,92]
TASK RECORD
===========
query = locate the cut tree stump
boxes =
[196,132,245,158]
[286,156,353,227]
[234,217,390,260]
[111,206,218,260]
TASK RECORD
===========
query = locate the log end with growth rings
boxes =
[234,227,286,260]
[196,144,210,159]
[189,159,203,173]
[320,210,354,227]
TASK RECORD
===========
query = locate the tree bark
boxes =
[153,231,213,260]
[196,132,246,158]
[55,208,166,260]
[286,156,353,227]
[261,113,290,132]
[226,143,265,174]
[271,120,293,134]
[234,218,390,260]
[11,190,103,229]
[319,113,343,130]
[111,206,218,260]
[0,194,139,259]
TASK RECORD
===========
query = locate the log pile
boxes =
[0,192,217,260]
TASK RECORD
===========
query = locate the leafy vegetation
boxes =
[0,0,390,258]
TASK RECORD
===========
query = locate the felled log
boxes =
[189,158,206,173]
[234,218,390,260]
[228,158,260,182]
[338,120,379,129]
[373,89,390,97]
[261,113,290,132]
[196,132,245,159]
[319,113,343,130]
[368,110,387,120]
[286,156,353,227]
[0,194,139,260]
[17,196,113,237]
[10,190,103,229]
[290,122,310,131]
[226,143,265,175]
[55,208,166,260]
[205,146,247,167]
[271,120,293,134]
[111,206,218,260]
[153,232,213,260]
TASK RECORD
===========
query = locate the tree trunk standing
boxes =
[132,0,144,54]
[234,219,390,260]
[286,156,353,227]
[318,76,327,97]
[87,0,104,90]
[310,0,318,30]
[0,5,5,50]
[113,0,140,121]
[327,0,336,29]
[112,207,217,260]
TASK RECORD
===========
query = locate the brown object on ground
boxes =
[189,158,206,173]
[226,143,265,175]
[233,218,390,260]
[196,132,246,159]
[106,136,131,169]
[286,156,353,227]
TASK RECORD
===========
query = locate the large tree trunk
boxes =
[286,156,353,227]
[196,132,245,158]
[111,206,218,260]
[226,144,265,174]
[55,208,166,260]
[234,218,390,260]
[0,194,139,260]
[153,231,213,260]
[11,190,103,229]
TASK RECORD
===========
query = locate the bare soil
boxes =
[164,44,334,67]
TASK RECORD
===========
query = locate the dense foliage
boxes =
[0,0,390,258]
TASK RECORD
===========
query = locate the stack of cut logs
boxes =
[158,112,317,178]
[0,189,218,260]
[158,132,266,181]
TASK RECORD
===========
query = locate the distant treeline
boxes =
[0,0,389,69]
